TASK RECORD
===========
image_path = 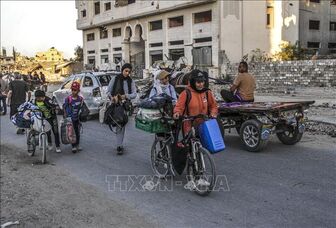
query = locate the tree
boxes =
[74,45,83,62]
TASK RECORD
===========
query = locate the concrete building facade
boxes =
[299,0,336,54]
[75,0,334,77]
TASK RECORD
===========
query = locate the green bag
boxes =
[135,116,168,133]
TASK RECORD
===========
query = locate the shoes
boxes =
[196,178,210,187]
[16,129,25,134]
[72,147,78,153]
[55,147,62,153]
[48,144,53,151]
[77,146,82,151]
[117,146,124,155]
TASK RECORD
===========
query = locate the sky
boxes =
[1,0,82,59]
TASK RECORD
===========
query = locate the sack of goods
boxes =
[104,103,128,128]
[61,118,77,145]
[11,102,39,129]
[139,94,173,110]
[135,108,168,133]
[198,119,225,154]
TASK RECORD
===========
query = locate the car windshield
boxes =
[97,74,117,86]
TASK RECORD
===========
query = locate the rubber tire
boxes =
[240,119,268,152]
[27,130,36,156]
[187,147,216,197]
[276,127,303,145]
[41,134,47,164]
[151,138,170,178]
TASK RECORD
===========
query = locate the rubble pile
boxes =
[305,121,336,137]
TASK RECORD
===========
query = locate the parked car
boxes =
[52,71,120,115]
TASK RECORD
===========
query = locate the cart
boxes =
[217,101,315,152]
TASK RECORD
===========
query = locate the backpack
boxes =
[183,89,210,116]
[104,102,128,133]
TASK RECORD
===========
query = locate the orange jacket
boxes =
[174,86,218,117]
[174,86,218,134]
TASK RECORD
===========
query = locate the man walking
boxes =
[7,73,31,134]
[0,73,9,115]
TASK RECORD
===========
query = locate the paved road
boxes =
[1,115,335,227]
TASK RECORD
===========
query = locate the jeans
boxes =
[72,120,80,148]
[46,117,60,147]
[115,126,126,148]
[0,95,6,114]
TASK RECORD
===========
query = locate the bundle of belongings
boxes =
[11,102,41,129]
[135,94,173,134]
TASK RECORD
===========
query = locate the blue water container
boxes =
[198,119,225,154]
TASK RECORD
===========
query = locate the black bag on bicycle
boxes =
[171,123,189,175]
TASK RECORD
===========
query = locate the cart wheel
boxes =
[240,119,268,152]
[276,126,303,145]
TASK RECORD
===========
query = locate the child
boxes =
[34,90,61,153]
[64,81,84,153]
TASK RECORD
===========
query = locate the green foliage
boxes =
[274,41,308,61]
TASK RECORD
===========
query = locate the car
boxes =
[52,71,120,115]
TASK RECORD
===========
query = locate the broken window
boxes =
[328,43,336,48]
[101,49,109,53]
[309,20,320,30]
[310,0,320,3]
[169,40,184,46]
[113,47,122,51]
[128,0,136,4]
[105,2,111,11]
[113,28,122,37]
[194,37,212,43]
[149,20,162,31]
[330,22,336,31]
[81,10,86,18]
[88,56,96,65]
[94,2,100,15]
[87,33,95,41]
[194,10,212,24]
[87,50,95,54]
[169,16,184,28]
[100,27,108,39]
[150,43,163,47]
[150,50,163,65]
[266,6,274,28]
[169,48,184,61]
[193,46,212,67]
[113,54,122,64]
[101,55,109,64]
[307,42,320,48]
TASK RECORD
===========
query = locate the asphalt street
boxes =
[1,115,335,228]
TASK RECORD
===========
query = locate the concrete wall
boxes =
[226,59,336,88]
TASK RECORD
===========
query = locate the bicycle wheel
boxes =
[187,146,216,196]
[41,133,47,164]
[27,130,37,156]
[151,137,171,178]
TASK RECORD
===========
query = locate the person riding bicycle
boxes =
[173,70,218,134]
[64,81,85,153]
[33,90,61,153]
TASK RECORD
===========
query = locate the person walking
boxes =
[63,81,85,153]
[7,73,31,134]
[0,73,9,115]
[107,63,137,155]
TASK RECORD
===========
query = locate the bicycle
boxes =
[26,108,51,164]
[151,114,216,196]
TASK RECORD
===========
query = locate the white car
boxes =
[52,71,120,115]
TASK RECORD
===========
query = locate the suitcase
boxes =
[198,119,225,154]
